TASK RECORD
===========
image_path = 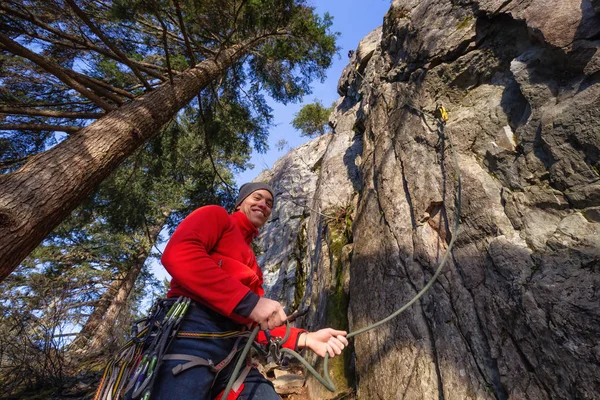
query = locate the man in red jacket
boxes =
[151,182,348,399]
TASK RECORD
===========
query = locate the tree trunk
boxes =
[67,277,122,352]
[72,219,165,358]
[81,263,141,356]
[0,38,266,281]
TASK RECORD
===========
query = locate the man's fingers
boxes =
[267,308,287,328]
[329,338,343,354]
[337,335,349,346]
[328,329,347,337]
[326,343,335,358]
[275,307,287,325]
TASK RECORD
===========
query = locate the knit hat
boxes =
[235,182,275,209]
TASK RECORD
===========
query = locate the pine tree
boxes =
[291,99,334,137]
[0,0,339,277]
[0,93,261,395]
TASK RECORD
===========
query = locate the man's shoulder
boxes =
[190,204,229,217]
[176,205,233,235]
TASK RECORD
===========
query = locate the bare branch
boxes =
[64,0,153,91]
[154,12,174,84]
[0,107,104,119]
[0,123,81,133]
[62,70,129,103]
[3,101,95,107]
[0,32,115,111]
[52,332,78,338]
[132,16,216,58]
[173,0,196,66]
[0,155,31,170]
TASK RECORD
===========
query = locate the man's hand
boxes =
[300,328,348,358]
[249,297,287,330]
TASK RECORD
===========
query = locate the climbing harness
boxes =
[95,297,191,400]
[95,296,264,400]
[222,104,462,398]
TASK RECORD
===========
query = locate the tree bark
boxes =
[0,36,274,281]
[71,219,165,358]
[67,277,122,352]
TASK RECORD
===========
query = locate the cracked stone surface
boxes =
[255,1,600,399]
[254,135,330,305]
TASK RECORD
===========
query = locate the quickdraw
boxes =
[94,297,191,400]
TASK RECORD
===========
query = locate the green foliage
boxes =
[0,0,340,394]
[0,0,339,169]
[275,138,289,152]
[291,99,334,137]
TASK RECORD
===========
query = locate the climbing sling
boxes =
[94,297,255,400]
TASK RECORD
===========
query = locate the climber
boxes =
[146,182,348,399]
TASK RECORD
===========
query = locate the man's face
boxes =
[237,189,273,228]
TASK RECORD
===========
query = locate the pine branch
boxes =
[0,3,167,81]
[133,16,216,58]
[197,96,235,195]
[0,106,103,119]
[173,0,196,66]
[0,123,81,133]
[221,0,248,47]
[154,11,174,84]
[0,33,116,111]
[64,0,153,91]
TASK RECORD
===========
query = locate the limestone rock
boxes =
[254,135,330,306]
[272,374,304,395]
[255,1,600,399]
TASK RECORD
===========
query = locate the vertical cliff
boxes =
[256,1,600,399]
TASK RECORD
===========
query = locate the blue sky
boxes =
[234,0,391,185]
[151,1,392,282]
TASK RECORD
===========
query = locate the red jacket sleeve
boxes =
[256,326,306,351]
[161,206,252,318]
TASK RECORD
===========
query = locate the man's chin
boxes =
[250,216,267,228]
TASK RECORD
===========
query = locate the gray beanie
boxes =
[235,182,275,209]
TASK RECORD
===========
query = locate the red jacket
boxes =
[161,205,303,350]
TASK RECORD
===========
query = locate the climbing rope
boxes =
[222,106,462,397]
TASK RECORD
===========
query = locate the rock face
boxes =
[256,1,600,399]
[254,135,330,306]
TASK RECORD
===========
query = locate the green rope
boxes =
[221,326,259,399]
[223,120,462,396]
